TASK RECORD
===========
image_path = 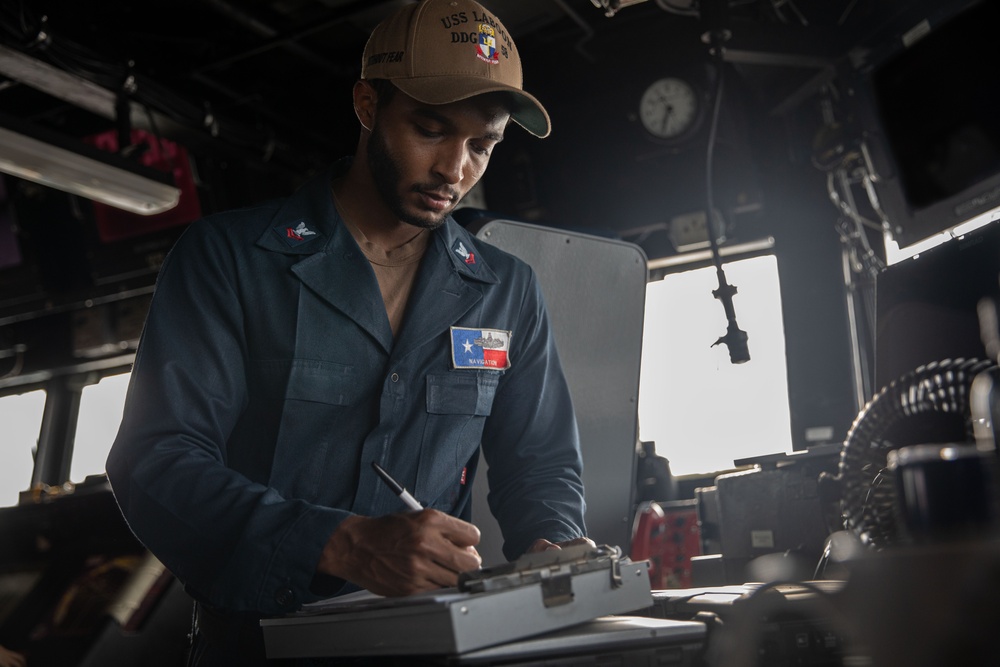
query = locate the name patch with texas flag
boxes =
[450,327,511,370]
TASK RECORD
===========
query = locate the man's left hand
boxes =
[526,536,596,553]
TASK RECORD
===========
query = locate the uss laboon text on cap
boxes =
[361,0,551,138]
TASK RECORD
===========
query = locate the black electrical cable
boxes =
[703,44,726,274]
[703,20,750,364]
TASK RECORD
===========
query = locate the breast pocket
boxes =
[255,358,357,405]
[416,372,500,508]
[426,372,498,416]
[251,359,362,500]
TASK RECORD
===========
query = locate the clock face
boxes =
[638,77,701,141]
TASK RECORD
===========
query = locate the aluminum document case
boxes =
[261,545,653,659]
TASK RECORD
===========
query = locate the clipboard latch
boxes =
[457,543,627,607]
[540,569,574,607]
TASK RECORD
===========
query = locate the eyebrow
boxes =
[412,107,506,143]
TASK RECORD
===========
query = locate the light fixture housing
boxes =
[0,115,180,216]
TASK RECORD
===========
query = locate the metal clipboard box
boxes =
[261,545,653,659]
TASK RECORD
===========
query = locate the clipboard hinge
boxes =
[540,570,574,607]
[609,549,623,588]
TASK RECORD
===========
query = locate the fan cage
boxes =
[838,357,997,548]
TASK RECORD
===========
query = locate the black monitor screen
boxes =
[872,1,1000,211]
[875,221,1000,390]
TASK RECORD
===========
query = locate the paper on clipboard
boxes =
[297,587,471,615]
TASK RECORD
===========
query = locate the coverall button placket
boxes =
[274,587,294,607]
[354,368,409,515]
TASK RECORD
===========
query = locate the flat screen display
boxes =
[872,2,1000,211]
[875,220,1000,390]
[863,0,1000,248]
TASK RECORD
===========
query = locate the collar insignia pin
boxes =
[274,221,320,247]
[453,240,477,267]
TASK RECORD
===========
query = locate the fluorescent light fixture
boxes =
[0,124,180,216]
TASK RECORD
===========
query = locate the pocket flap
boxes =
[426,372,499,416]
[255,359,356,405]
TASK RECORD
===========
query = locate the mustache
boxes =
[412,184,459,201]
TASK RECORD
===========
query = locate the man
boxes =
[106,0,589,663]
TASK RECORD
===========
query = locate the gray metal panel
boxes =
[472,220,648,563]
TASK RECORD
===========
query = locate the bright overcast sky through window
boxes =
[0,389,45,506]
[0,373,130,506]
[638,255,793,476]
[72,373,130,485]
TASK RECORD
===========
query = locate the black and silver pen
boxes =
[371,461,423,511]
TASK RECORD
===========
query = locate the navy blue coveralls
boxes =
[105,163,587,662]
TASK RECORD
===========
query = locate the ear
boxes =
[353,80,377,132]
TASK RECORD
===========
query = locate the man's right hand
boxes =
[317,509,482,596]
[0,644,26,667]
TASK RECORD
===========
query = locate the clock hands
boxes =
[640,77,697,140]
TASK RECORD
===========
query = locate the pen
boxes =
[371,461,423,511]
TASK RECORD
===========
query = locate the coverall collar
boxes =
[254,160,499,286]
[252,161,500,354]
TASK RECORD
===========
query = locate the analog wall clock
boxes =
[638,76,703,143]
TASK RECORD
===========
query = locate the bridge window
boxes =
[71,373,130,484]
[0,372,129,506]
[638,253,793,476]
[0,389,46,506]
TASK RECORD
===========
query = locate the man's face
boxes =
[367,90,510,229]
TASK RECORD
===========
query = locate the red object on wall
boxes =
[85,129,201,243]
[631,500,702,589]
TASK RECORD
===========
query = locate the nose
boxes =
[433,141,467,185]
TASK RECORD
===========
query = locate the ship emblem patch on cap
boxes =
[476,24,499,64]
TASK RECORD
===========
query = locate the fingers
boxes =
[409,510,482,575]
[526,536,597,553]
[556,536,597,549]
[423,511,483,569]
[0,646,26,667]
[527,538,560,553]
[318,510,483,597]
[431,509,481,548]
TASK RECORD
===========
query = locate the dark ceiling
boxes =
[0,0,943,189]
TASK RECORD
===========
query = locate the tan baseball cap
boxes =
[361,0,551,138]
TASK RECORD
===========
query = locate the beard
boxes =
[367,123,455,230]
